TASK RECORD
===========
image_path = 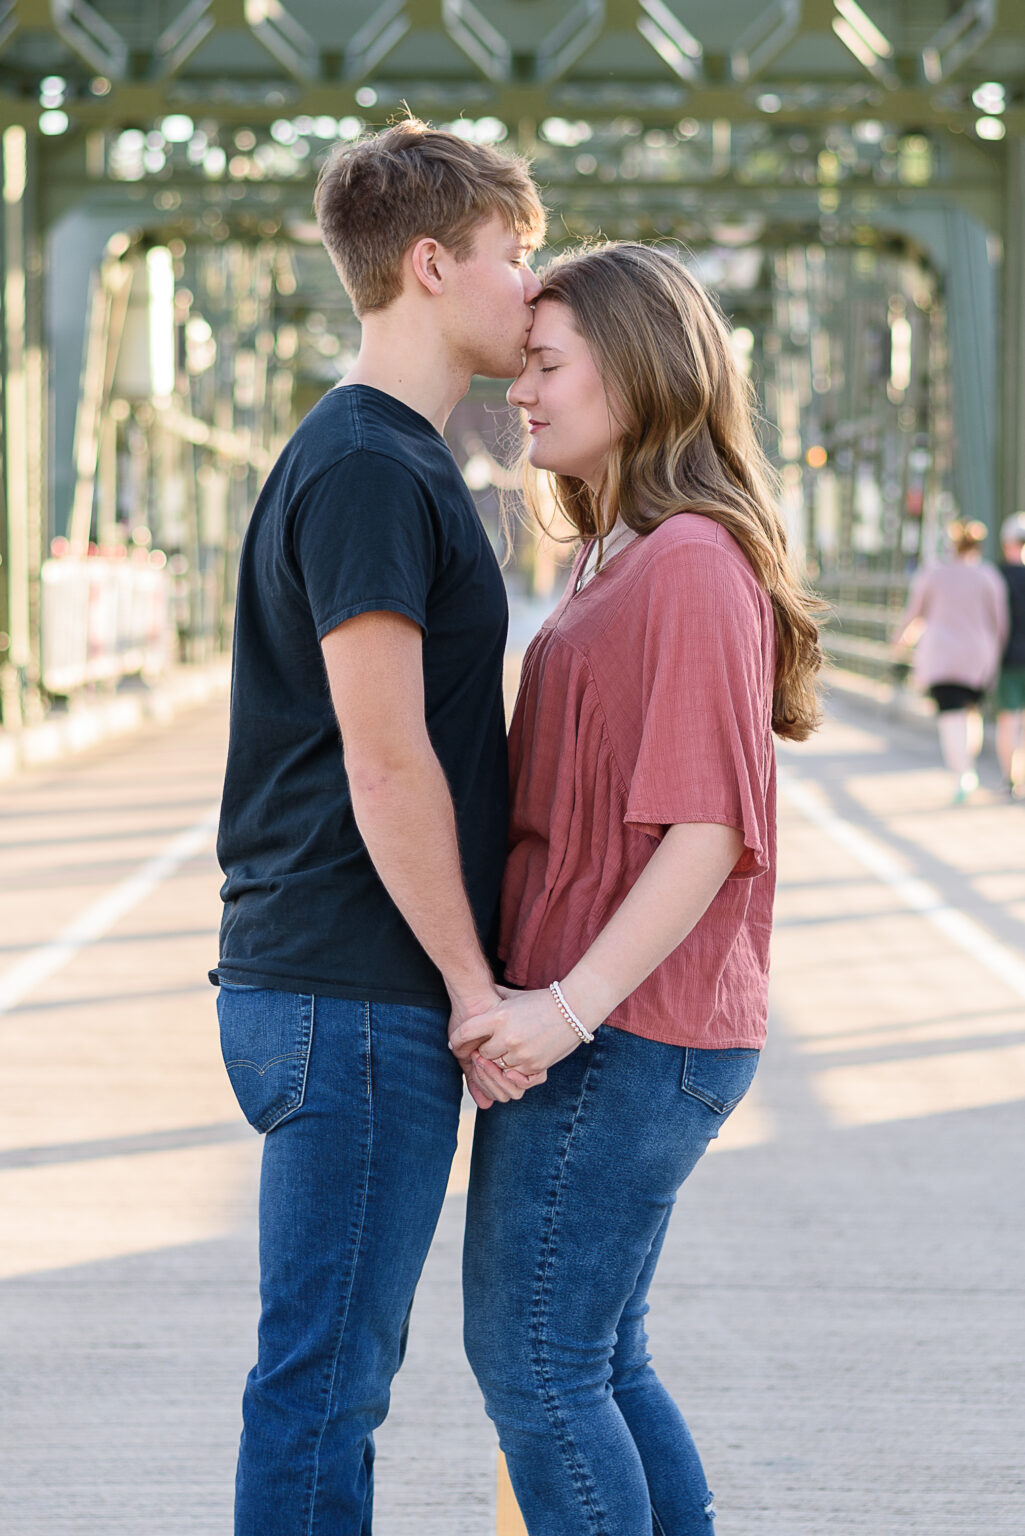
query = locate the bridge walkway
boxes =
[0,676,1022,1534]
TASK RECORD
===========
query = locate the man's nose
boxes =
[522,267,542,303]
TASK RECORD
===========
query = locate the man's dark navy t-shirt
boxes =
[214,384,509,1005]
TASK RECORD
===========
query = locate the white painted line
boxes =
[0,804,220,1017]
[778,769,1025,1003]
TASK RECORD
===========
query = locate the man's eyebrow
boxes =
[526,343,564,356]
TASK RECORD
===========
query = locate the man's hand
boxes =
[447,986,543,1107]
[448,985,500,1109]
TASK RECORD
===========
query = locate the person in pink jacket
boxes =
[895,520,1009,802]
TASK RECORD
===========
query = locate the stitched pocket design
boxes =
[217,985,314,1133]
[680,1047,759,1116]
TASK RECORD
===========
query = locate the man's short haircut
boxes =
[314,116,546,317]
[1001,513,1025,546]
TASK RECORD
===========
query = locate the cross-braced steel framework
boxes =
[1,2,1024,722]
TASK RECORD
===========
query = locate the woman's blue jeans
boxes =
[463,1024,759,1536]
[216,983,464,1536]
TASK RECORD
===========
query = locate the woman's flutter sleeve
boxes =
[619,541,774,879]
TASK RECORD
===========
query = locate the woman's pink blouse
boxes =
[500,513,777,1050]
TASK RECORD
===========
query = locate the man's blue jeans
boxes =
[216,983,463,1536]
[463,1024,759,1536]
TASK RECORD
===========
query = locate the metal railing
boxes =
[39,552,172,697]
[815,571,912,685]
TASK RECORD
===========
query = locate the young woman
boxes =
[894,519,1008,803]
[450,243,822,1535]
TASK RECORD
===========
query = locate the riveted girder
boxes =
[0,3,1019,138]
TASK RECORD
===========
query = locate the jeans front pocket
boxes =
[216,984,315,1133]
[680,1047,760,1116]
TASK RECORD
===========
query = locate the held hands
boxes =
[449,983,590,1105]
[447,985,539,1109]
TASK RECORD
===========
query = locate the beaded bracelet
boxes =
[549,979,595,1045]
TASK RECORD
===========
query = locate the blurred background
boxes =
[0,0,1022,726]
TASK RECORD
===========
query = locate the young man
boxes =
[212,118,545,1534]
[996,512,1025,796]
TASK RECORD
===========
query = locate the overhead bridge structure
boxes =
[1,1,1024,721]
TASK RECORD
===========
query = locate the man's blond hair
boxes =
[314,117,546,317]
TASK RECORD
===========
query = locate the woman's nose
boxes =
[507,371,534,408]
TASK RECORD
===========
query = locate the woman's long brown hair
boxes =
[524,242,824,742]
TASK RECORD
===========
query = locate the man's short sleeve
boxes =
[291,452,436,639]
[622,542,773,879]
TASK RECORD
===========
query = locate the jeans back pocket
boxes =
[216,984,314,1133]
[680,1047,759,1117]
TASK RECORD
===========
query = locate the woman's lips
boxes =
[527,419,548,435]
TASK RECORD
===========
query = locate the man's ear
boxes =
[408,236,447,297]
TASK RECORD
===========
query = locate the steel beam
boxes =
[636,0,703,84]
[442,0,511,82]
[921,0,996,85]
[245,0,318,81]
[536,0,605,85]
[731,0,801,84]
[0,124,43,725]
[155,0,216,77]
[1000,135,1025,519]
[67,247,131,549]
[0,84,1023,139]
[52,0,128,79]
[941,206,997,532]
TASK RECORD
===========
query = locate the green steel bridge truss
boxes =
[1,2,1024,718]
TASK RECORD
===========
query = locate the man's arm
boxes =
[322,610,537,1106]
[322,608,495,1018]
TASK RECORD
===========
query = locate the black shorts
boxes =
[929,682,984,713]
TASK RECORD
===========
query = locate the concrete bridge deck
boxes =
[1,679,1023,1534]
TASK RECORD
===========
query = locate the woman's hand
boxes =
[447,1000,543,1106]
[449,983,586,1099]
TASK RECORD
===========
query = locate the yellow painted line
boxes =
[445,1108,475,1198]
[497,1450,528,1535]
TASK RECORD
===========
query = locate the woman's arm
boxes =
[893,569,929,647]
[562,819,744,1022]
[449,820,744,1086]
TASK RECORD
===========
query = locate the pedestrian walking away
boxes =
[451,243,825,1536]
[894,519,1009,803]
[210,116,545,1536]
[995,512,1025,797]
